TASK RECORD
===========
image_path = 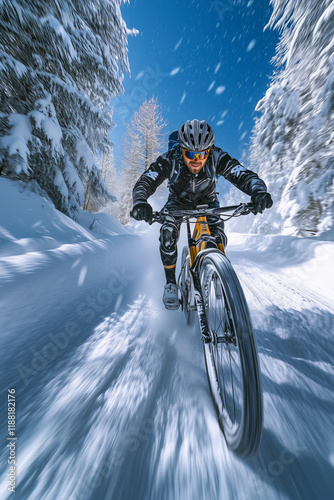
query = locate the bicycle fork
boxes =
[190,258,211,344]
[186,219,215,344]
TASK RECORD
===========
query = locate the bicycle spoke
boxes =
[220,343,227,408]
[229,348,236,419]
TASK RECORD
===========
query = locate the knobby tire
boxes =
[200,251,262,457]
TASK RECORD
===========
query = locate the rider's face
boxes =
[182,150,209,174]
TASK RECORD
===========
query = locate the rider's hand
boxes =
[251,191,273,214]
[131,202,153,222]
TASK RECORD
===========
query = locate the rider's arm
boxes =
[215,148,267,195]
[132,153,172,205]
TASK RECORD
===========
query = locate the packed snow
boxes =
[0,178,333,499]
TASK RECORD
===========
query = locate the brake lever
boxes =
[149,211,178,225]
[149,212,164,225]
[148,213,157,225]
[233,203,253,216]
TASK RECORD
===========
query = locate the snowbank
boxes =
[0,178,95,257]
[227,231,334,306]
[0,177,132,258]
[0,178,142,348]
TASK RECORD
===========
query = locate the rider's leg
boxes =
[206,198,228,248]
[159,196,183,284]
[159,198,182,309]
[209,219,228,248]
[159,219,181,284]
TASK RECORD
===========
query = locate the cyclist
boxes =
[131,119,273,309]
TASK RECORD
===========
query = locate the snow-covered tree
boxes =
[117,133,141,224]
[130,97,167,171]
[82,146,117,213]
[117,97,166,224]
[90,146,120,215]
[0,0,135,218]
[250,0,334,236]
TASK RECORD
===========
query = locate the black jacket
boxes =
[133,145,267,206]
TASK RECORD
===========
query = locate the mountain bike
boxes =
[150,203,262,457]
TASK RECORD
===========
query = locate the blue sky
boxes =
[111,0,279,167]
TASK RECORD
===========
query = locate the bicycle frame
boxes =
[180,215,225,341]
[187,216,225,267]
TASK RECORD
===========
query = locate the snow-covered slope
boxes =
[0,179,333,500]
[0,178,94,257]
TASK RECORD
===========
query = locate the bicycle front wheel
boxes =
[200,251,262,457]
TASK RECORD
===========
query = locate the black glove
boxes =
[251,191,273,214]
[131,202,153,222]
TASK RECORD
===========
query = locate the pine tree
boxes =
[130,97,167,172]
[250,0,334,236]
[117,97,166,224]
[0,0,135,218]
[117,128,143,225]
[97,147,120,216]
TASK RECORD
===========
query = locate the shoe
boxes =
[163,283,180,310]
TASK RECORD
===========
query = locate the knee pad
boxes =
[159,222,179,253]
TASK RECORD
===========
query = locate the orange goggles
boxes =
[183,148,211,160]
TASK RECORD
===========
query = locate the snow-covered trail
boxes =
[1,225,333,500]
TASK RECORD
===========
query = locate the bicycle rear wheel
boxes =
[200,251,262,457]
[180,246,195,326]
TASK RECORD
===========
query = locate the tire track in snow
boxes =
[0,295,174,500]
[232,260,334,499]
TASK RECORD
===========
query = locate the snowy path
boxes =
[1,228,333,500]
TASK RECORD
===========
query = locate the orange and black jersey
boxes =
[133,145,267,206]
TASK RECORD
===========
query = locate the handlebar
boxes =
[149,202,254,225]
